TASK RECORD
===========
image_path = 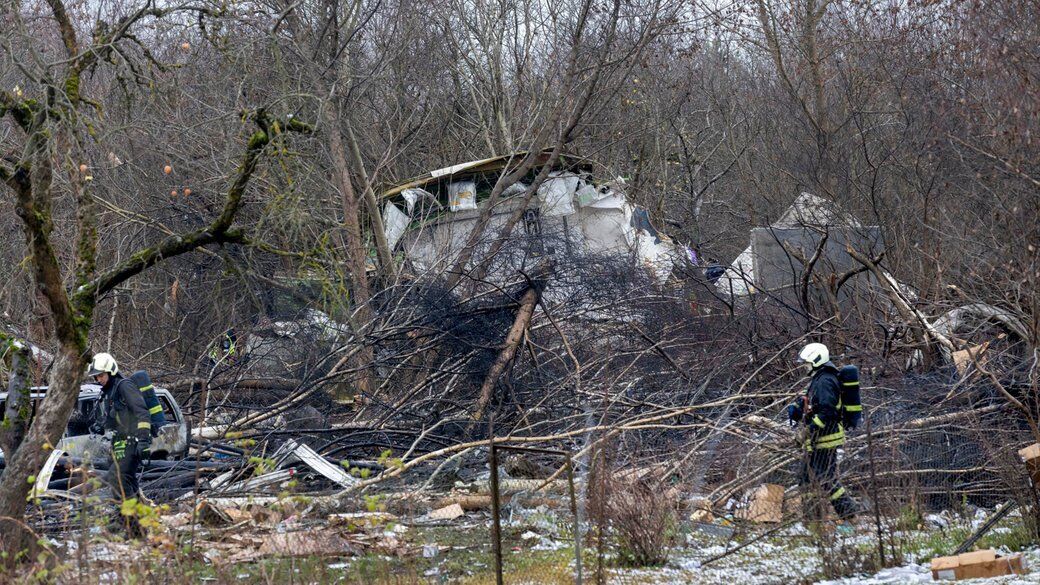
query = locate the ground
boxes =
[14,500,1040,584]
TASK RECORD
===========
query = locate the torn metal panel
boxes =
[383,202,410,251]
[773,192,862,229]
[716,192,882,298]
[932,303,1030,343]
[29,448,66,501]
[401,187,439,215]
[388,155,680,285]
[537,171,579,217]
[447,181,477,211]
[279,439,359,488]
[636,232,677,285]
[717,248,755,296]
[206,469,237,490]
[380,150,592,199]
[575,182,610,207]
[749,226,882,294]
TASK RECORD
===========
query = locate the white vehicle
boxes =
[0,384,190,462]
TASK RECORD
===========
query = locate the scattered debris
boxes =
[381,151,682,285]
[257,530,359,558]
[195,500,234,527]
[427,503,465,521]
[29,448,67,501]
[327,512,398,531]
[1019,443,1040,484]
[735,484,784,524]
[930,549,1028,580]
[951,342,989,377]
[689,495,715,523]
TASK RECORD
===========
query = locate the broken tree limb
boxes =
[845,245,955,360]
[472,268,548,421]
[164,376,302,392]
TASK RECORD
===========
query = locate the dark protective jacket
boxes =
[100,373,151,442]
[804,362,844,450]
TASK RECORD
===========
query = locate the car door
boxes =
[57,397,109,461]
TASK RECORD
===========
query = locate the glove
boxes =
[135,437,152,459]
[787,403,803,427]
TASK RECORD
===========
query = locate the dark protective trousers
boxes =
[105,436,142,501]
[801,447,856,520]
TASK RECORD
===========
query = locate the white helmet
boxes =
[798,343,829,369]
[87,352,119,377]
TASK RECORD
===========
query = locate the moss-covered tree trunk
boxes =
[0,340,33,458]
[0,345,86,518]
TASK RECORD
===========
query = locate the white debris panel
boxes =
[716,192,874,298]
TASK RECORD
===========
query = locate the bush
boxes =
[602,475,681,567]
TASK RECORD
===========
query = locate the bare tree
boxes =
[0,0,309,541]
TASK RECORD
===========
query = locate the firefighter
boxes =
[208,329,238,365]
[87,353,151,503]
[787,342,857,525]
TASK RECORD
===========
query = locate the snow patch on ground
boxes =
[818,547,1040,585]
[609,531,821,584]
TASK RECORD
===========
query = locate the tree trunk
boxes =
[345,126,394,278]
[326,106,376,401]
[0,345,84,520]
[0,341,33,458]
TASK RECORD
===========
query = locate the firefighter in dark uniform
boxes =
[87,353,152,502]
[788,343,857,524]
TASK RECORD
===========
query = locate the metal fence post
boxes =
[566,454,584,585]
[490,441,504,585]
[489,444,582,584]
